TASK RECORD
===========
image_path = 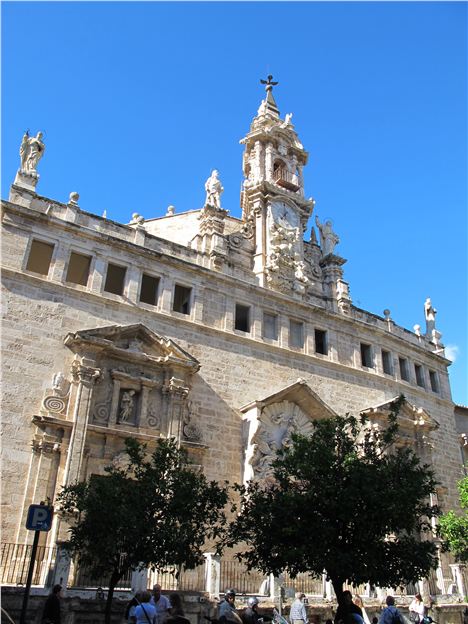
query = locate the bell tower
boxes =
[240,76,315,295]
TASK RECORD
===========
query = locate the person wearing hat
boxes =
[289,592,308,624]
[219,589,243,624]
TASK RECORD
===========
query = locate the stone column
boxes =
[265,143,274,182]
[49,541,71,588]
[204,553,221,597]
[449,563,467,597]
[132,567,149,593]
[63,358,100,486]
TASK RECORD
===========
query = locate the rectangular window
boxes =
[415,364,425,388]
[315,329,328,355]
[381,350,393,375]
[25,239,54,275]
[289,320,304,349]
[263,312,278,340]
[104,263,127,295]
[235,304,250,332]
[360,343,374,368]
[66,252,91,286]
[429,370,440,393]
[173,284,192,315]
[139,274,160,306]
[399,357,409,382]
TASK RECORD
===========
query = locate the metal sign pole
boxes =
[19,529,40,624]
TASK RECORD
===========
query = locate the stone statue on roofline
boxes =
[19,131,45,176]
[204,169,224,209]
[315,215,339,256]
[424,297,437,336]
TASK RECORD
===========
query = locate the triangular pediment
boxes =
[240,378,338,420]
[64,324,200,373]
[360,396,439,432]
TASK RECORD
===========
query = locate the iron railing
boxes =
[1,542,57,586]
[219,559,269,595]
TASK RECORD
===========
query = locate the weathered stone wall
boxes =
[1,197,462,567]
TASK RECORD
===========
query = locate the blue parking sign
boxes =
[26,504,53,531]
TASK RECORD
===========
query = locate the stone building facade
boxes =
[1,82,464,589]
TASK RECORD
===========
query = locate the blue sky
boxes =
[2,1,467,403]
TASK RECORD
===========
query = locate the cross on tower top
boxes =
[260,75,279,92]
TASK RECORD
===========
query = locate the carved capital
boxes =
[72,361,101,386]
[32,437,62,455]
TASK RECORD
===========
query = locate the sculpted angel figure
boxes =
[424,298,437,335]
[20,131,45,175]
[204,169,224,209]
[315,215,339,256]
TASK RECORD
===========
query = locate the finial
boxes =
[69,192,80,205]
[260,75,279,92]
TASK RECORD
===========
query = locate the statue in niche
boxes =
[118,390,136,423]
[204,169,224,209]
[315,215,339,256]
[20,131,45,175]
[424,298,437,336]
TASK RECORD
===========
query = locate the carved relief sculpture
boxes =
[250,401,314,484]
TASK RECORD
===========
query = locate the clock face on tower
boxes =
[270,201,299,229]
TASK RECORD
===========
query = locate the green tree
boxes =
[58,438,228,624]
[222,398,439,611]
[438,472,468,562]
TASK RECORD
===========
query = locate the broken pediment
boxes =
[360,396,440,433]
[240,379,337,484]
[64,324,200,373]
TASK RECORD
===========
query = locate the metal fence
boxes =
[147,564,205,592]
[283,571,324,596]
[1,542,57,586]
[219,559,269,595]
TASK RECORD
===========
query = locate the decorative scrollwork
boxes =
[147,408,161,429]
[42,396,67,414]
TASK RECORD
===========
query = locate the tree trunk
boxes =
[104,569,121,624]
[331,577,345,610]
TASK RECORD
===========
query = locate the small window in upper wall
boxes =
[399,357,409,382]
[429,370,440,393]
[104,263,127,295]
[25,239,54,275]
[360,343,374,368]
[289,320,304,349]
[140,274,160,306]
[415,364,425,388]
[263,312,278,340]
[381,350,393,375]
[66,252,91,286]
[173,284,192,314]
[235,303,250,332]
[315,329,328,355]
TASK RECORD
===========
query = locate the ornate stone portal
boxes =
[241,379,338,484]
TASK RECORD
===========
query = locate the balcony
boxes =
[273,166,300,192]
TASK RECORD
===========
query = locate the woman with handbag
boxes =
[409,594,425,624]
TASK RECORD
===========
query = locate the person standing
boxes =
[289,592,308,624]
[354,596,370,624]
[150,584,171,624]
[135,591,157,624]
[166,593,190,624]
[242,597,263,624]
[334,591,363,624]
[219,589,243,624]
[42,585,63,624]
[379,597,403,624]
[409,594,425,624]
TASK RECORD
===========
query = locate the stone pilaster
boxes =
[63,358,100,486]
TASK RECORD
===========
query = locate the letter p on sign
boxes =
[26,504,53,531]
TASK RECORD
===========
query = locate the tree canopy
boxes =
[58,437,228,624]
[221,398,439,604]
[438,472,468,563]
